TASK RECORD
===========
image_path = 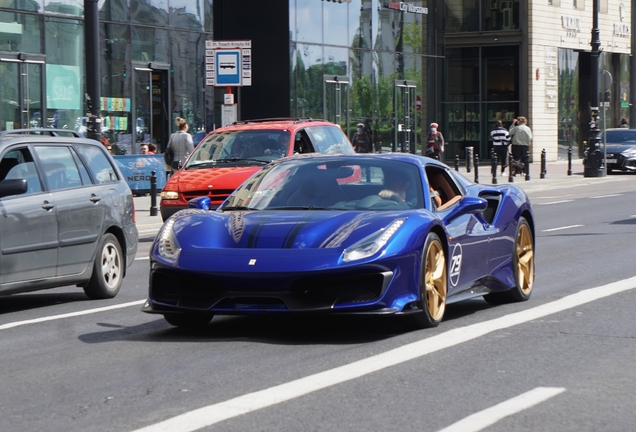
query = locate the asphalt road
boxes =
[1,174,635,432]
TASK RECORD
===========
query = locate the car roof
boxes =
[271,152,438,168]
[213,118,337,133]
[0,129,103,149]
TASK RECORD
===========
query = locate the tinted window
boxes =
[75,145,119,183]
[2,148,43,195]
[305,126,355,154]
[33,146,83,191]
[605,130,636,144]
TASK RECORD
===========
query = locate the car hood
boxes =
[164,209,432,252]
[166,166,262,192]
[604,143,636,153]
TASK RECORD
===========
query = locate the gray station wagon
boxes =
[0,129,138,299]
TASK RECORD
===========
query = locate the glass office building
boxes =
[1,0,631,161]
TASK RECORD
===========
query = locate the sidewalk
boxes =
[132,157,626,238]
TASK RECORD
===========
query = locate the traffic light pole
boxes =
[584,0,604,177]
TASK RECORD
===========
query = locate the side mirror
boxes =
[443,196,488,223]
[0,179,27,198]
[188,196,211,210]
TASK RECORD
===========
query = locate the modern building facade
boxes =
[0,0,632,161]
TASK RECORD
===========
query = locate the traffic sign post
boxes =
[204,40,252,87]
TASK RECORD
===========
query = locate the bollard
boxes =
[540,148,546,179]
[454,154,460,171]
[466,146,473,173]
[567,146,573,176]
[491,149,498,184]
[525,150,531,181]
[474,153,479,184]
[150,171,158,216]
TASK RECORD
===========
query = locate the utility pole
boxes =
[84,0,102,142]
[584,0,604,177]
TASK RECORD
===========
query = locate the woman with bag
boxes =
[164,117,194,173]
[425,122,444,160]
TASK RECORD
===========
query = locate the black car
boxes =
[601,129,636,173]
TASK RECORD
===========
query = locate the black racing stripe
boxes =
[247,215,269,248]
[283,213,316,249]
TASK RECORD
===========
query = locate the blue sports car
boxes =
[142,153,535,330]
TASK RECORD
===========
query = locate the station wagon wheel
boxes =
[83,233,123,299]
[402,232,447,330]
[484,216,534,304]
[163,313,214,328]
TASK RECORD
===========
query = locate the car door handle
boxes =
[90,194,102,203]
[42,201,54,211]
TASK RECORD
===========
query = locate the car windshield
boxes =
[605,130,636,145]
[220,157,424,211]
[185,130,291,168]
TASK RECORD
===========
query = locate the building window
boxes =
[573,0,584,10]
[600,0,608,14]
[549,0,560,6]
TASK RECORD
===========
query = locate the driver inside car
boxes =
[379,170,410,203]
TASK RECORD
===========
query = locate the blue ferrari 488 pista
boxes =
[143,153,535,330]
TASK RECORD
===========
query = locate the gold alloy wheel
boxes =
[516,222,534,295]
[424,238,447,321]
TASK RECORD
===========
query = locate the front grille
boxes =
[182,189,234,201]
[151,270,387,312]
[292,274,384,306]
[151,272,222,310]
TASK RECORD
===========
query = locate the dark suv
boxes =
[0,129,138,299]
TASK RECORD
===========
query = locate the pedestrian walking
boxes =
[425,122,444,160]
[508,116,532,175]
[364,118,374,153]
[351,123,371,153]
[490,120,510,174]
[165,117,194,172]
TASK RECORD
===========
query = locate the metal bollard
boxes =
[491,149,498,184]
[454,154,460,171]
[567,146,573,176]
[474,153,479,184]
[540,148,547,179]
[466,147,473,173]
[525,150,531,181]
[150,170,158,216]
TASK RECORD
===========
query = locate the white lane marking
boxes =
[590,194,622,199]
[131,276,636,432]
[535,200,574,205]
[437,387,566,432]
[542,224,583,232]
[0,300,146,331]
[135,256,150,261]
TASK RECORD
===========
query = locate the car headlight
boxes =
[160,190,179,200]
[157,218,181,262]
[621,148,636,157]
[343,219,405,262]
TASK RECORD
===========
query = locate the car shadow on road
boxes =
[0,292,90,315]
[77,301,493,346]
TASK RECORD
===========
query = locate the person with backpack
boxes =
[425,122,444,160]
[351,123,371,153]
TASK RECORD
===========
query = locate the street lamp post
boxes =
[84,0,102,142]
[584,0,604,177]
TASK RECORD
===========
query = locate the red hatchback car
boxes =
[159,118,356,220]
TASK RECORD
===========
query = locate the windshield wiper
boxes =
[217,157,268,164]
[221,206,258,211]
